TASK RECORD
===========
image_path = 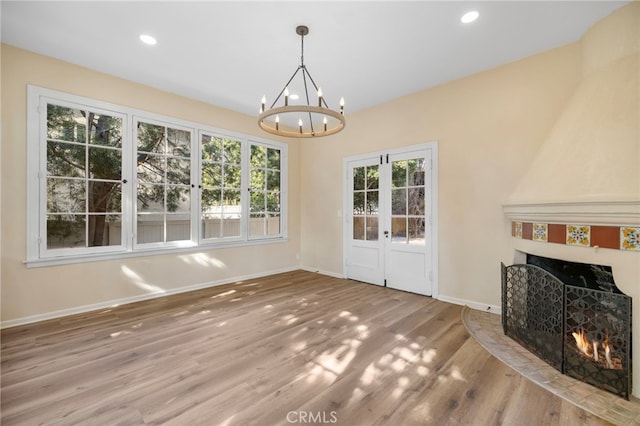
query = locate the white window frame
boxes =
[27,86,287,267]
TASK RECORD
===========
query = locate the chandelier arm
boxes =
[300,66,316,134]
[270,66,303,109]
[302,67,327,109]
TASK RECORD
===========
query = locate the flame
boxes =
[572,330,591,356]
[571,329,619,369]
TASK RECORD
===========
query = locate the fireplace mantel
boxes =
[503,200,640,226]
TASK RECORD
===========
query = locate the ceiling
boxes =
[1,1,630,118]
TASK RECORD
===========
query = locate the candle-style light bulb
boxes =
[323,116,327,132]
[318,88,323,107]
[275,115,280,131]
[284,87,289,106]
[298,118,303,133]
[340,97,345,115]
[261,95,266,113]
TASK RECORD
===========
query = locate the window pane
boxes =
[167,186,190,213]
[47,214,85,249]
[137,122,165,153]
[136,214,164,244]
[47,105,86,142]
[47,178,85,213]
[47,141,85,178]
[202,163,222,188]
[266,193,280,212]
[88,181,121,213]
[88,113,122,148]
[167,214,190,242]
[88,214,121,247]
[353,192,365,215]
[267,214,281,236]
[201,188,221,211]
[201,135,222,162]
[224,140,242,164]
[353,167,365,190]
[167,128,190,157]
[167,158,190,185]
[137,154,165,183]
[137,184,164,212]
[392,188,406,215]
[201,215,221,239]
[224,164,241,189]
[251,170,265,190]
[89,147,121,180]
[267,170,280,191]
[251,145,267,167]
[251,192,265,212]
[267,148,280,169]
[250,213,266,237]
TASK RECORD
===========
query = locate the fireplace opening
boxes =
[502,255,632,399]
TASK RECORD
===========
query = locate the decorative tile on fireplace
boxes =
[621,227,640,251]
[533,223,548,242]
[511,221,638,251]
[567,225,591,247]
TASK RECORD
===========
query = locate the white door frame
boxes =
[342,142,439,298]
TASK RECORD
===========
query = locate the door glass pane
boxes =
[353,217,365,240]
[392,217,407,242]
[47,105,86,142]
[408,188,424,215]
[353,192,365,214]
[137,122,165,153]
[392,188,406,215]
[89,113,122,148]
[88,181,121,213]
[47,142,85,177]
[392,160,406,188]
[89,147,121,180]
[366,216,378,241]
[366,191,378,214]
[47,178,85,213]
[367,165,379,189]
[167,214,190,242]
[408,218,425,244]
[88,214,121,247]
[353,167,365,190]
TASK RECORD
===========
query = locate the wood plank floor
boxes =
[1,270,612,425]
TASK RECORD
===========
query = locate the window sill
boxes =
[25,237,288,268]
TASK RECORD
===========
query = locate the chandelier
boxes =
[258,25,345,138]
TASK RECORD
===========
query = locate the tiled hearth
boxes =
[462,307,640,425]
[512,222,640,251]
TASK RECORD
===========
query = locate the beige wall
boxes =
[1,44,301,324]
[300,42,582,307]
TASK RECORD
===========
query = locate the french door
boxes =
[344,144,437,296]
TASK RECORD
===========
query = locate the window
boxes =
[27,86,287,265]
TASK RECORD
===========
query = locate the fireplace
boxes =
[501,255,632,399]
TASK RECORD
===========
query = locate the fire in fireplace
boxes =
[501,255,632,399]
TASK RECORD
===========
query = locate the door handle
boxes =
[384,231,389,237]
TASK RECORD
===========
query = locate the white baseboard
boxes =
[437,294,502,316]
[1,266,300,329]
[299,265,345,279]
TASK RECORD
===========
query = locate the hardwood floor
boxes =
[1,270,611,425]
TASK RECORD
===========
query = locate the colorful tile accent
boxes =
[620,226,640,251]
[532,223,548,242]
[566,225,591,246]
[514,222,522,239]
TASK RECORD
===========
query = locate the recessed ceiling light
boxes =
[139,34,157,45]
[461,11,479,24]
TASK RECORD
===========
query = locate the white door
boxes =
[344,144,437,296]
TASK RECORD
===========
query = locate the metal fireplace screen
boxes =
[501,262,632,400]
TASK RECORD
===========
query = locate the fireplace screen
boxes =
[501,260,632,399]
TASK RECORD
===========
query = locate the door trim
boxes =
[342,142,439,298]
